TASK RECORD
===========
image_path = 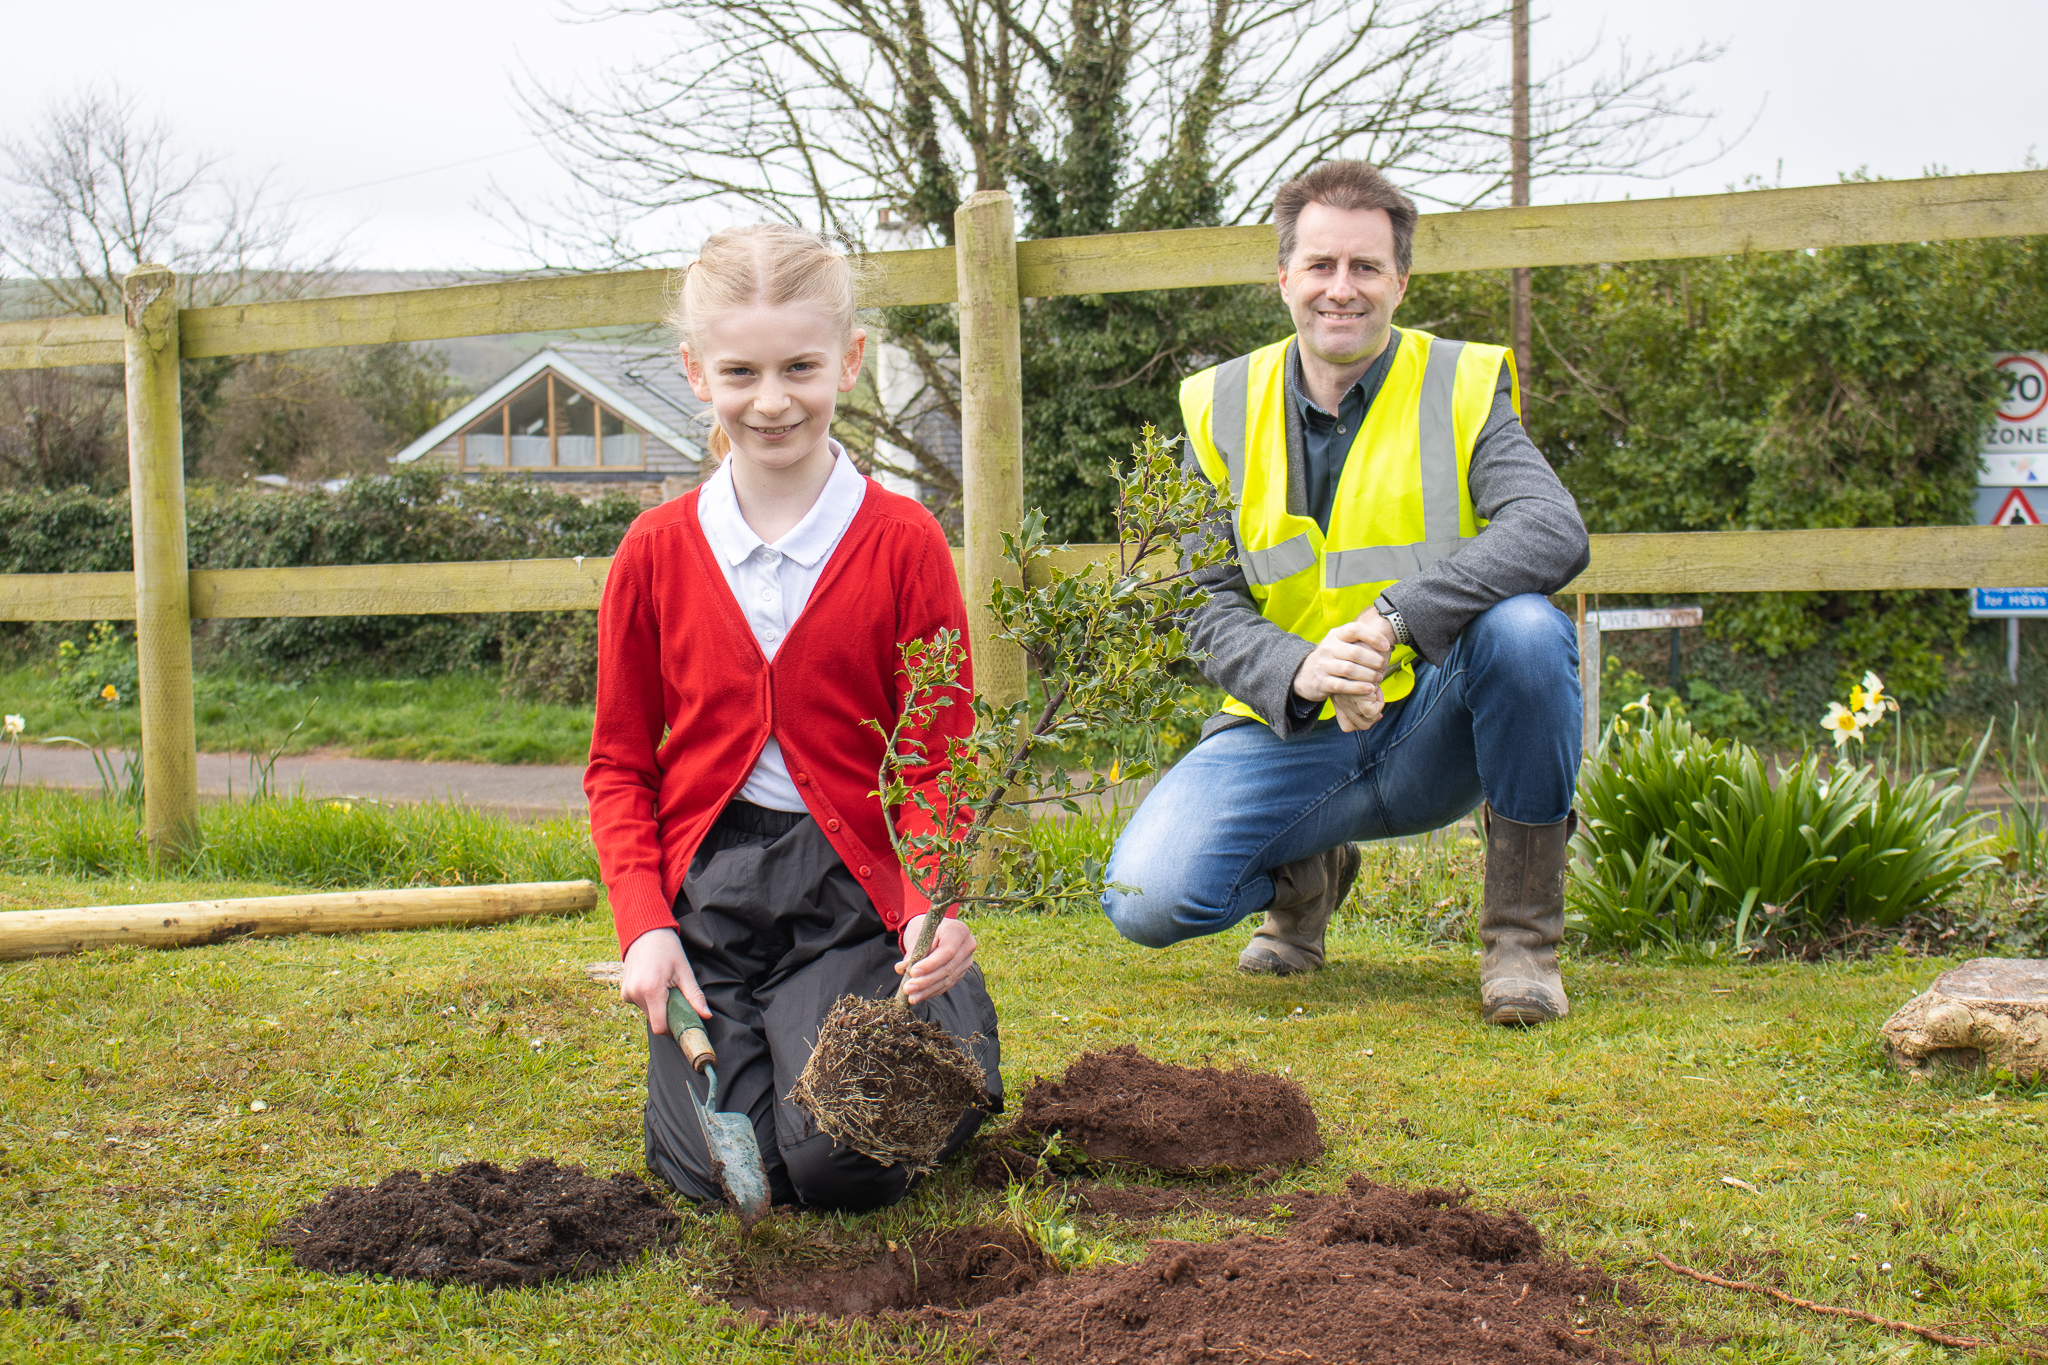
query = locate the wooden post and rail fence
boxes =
[6,171,2048,853]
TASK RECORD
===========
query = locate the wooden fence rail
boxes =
[3,169,2047,848]
[4,171,2046,372]
[6,525,2048,624]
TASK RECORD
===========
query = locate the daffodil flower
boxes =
[1622,692,1653,717]
[2,714,22,738]
[1850,670,1897,718]
[1821,702,1864,748]
[100,684,119,703]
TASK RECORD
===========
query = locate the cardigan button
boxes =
[826,818,841,832]
[795,772,810,785]
[857,865,872,878]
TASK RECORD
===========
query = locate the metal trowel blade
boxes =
[695,1093,771,1226]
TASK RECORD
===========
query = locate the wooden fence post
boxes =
[122,265,198,853]
[954,191,1027,708]
[1576,595,1601,762]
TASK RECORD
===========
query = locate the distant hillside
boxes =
[1,270,671,391]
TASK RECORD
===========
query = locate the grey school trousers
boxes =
[643,801,1001,1212]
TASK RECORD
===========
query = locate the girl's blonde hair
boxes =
[668,224,863,463]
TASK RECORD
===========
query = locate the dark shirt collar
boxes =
[1289,331,1401,421]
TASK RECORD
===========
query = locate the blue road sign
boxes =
[1972,587,2048,618]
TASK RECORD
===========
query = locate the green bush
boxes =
[1569,708,1994,952]
[0,469,642,679]
[52,622,138,705]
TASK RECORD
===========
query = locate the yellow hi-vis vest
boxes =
[1180,327,1516,723]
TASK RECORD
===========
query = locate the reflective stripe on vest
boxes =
[1178,328,1512,723]
[1323,338,1465,588]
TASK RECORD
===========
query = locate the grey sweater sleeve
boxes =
[1377,368,1589,663]
[1180,454,1320,739]
[1183,361,1587,731]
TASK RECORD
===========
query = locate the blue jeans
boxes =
[1103,594,1580,948]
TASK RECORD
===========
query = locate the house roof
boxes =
[390,343,708,466]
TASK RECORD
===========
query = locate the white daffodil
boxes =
[1850,670,1897,724]
[2,714,21,738]
[1821,701,1864,748]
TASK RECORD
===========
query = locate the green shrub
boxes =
[52,622,138,705]
[1569,708,1994,952]
[0,469,642,679]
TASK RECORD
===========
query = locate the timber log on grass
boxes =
[0,881,599,960]
[1880,958,2048,1081]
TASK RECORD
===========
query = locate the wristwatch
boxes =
[1381,604,1412,648]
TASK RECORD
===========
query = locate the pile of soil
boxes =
[734,1226,1051,1316]
[916,1179,1640,1363]
[1014,1045,1322,1173]
[273,1159,682,1289]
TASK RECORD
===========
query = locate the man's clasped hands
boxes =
[1292,606,1398,732]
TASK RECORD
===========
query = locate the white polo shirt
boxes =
[694,440,869,812]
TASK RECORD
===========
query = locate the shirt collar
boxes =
[1289,332,1400,419]
[697,439,867,569]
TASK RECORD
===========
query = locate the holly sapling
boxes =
[788,425,1232,1169]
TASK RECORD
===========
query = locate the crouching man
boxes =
[1102,160,1590,1025]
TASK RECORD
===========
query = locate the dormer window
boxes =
[459,373,646,469]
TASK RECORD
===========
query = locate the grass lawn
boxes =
[4,848,2046,1362]
[0,661,593,767]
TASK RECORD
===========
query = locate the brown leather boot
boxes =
[1237,842,1362,975]
[1478,805,1575,1025]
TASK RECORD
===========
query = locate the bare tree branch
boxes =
[0,84,343,317]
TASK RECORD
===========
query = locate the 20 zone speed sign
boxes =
[2000,353,2048,424]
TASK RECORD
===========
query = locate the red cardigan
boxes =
[585,479,975,955]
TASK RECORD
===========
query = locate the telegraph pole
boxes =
[1510,0,1532,386]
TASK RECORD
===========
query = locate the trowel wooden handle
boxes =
[666,987,716,1073]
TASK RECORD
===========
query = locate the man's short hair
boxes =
[1273,161,1418,275]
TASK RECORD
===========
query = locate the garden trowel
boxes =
[665,987,771,1227]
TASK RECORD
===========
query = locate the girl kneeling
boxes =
[586,224,999,1212]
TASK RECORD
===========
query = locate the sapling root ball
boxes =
[789,995,989,1173]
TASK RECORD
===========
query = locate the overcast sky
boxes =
[2,0,2040,273]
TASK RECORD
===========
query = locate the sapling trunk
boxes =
[789,426,1230,1172]
[890,898,948,1003]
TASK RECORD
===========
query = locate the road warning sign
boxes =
[1980,351,2048,484]
[1992,488,2040,526]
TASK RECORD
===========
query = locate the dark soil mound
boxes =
[273,1159,682,1290]
[914,1180,1637,1363]
[1014,1045,1322,1172]
[736,1226,1051,1316]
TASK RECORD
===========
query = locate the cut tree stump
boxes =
[585,961,624,987]
[1879,958,2048,1081]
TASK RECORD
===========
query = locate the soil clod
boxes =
[789,994,989,1173]
[736,1226,1051,1316]
[1015,1045,1322,1172]
[273,1158,681,1289]
[918,1179,1640,1363]
[972,1146,1045,1189]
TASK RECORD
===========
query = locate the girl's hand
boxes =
[622,928,710,1033]
[895,914,978,1004]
